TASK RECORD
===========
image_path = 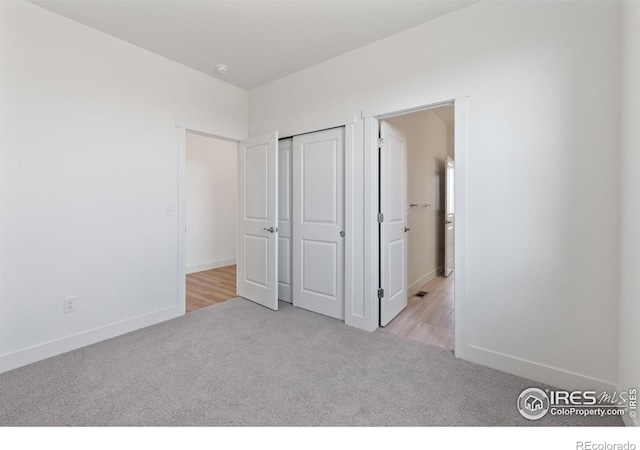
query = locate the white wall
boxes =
[185,133,237,273]
[0,2,248,373]
[619,0,640,427]
[249,1,621,389]
[386,110,449,295]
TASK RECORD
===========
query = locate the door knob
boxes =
[404,227,410,232]
[263,227,275,233]
[340,231,345,237]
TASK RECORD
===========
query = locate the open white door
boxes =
[444,156,455,277]
[292,127,345,320]
[379,121,408,326]
[237,132,279,310]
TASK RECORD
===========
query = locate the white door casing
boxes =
[237,132,279,310]
[278,138,293,302]
[445,156,455,277]
[379,121,408,326]
[292,128,345,320]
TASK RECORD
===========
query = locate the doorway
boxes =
[378,105,456,351]
[184,131,238,313]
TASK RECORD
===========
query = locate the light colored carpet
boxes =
[0,298,623,426]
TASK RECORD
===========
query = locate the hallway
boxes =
[382,275,454,351]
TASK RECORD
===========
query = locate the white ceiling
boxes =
[32,0,476,90]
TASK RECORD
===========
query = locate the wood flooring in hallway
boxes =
[382,274,455,351]
[186,265,237,313]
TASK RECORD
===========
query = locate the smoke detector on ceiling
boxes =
[215,64,229,75]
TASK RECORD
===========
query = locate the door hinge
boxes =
[377,138,384,148]
[377,213,384,223]
[377,288,385,299]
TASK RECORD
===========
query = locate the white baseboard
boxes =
[455,343,617,393]
[407,267,441,297]
[0,305,183,374]
[186,258,236,274]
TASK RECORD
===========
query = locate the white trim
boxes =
[0,306,182,374]
[457,344,617,392]
[276,112,358,140]
[362,94,466,119]
[362,117,380,331]
[344,123,355,326]
[175,119,246,142]
[407,268,440,297]
[452,97,469,359]
[177,127,187,316]
[186,259,236,275]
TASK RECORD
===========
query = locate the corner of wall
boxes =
[0,306,184,374]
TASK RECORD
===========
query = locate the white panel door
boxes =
[237,132,279,310]
[292,128,345,320]
[380,121,408,326]
[278,138,293,302]
[444,156,455,277]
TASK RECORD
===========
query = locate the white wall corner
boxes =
[0,306,184,374]
[456,344,617,393]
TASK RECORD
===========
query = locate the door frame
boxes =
[362,97,468,356]
[176,123,241,315]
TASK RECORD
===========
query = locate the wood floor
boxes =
[186,265,237,313]
[186,265,453,351]
[382,274,454,351]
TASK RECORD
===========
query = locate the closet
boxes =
[278,127,345,320]
[237,126,345,320]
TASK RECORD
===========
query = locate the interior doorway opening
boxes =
[378,104,456,352]
[184,131,239,313]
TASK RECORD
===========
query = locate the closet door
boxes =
[278,138,293,302]
[237,132,279,311]
[292,128,345,320]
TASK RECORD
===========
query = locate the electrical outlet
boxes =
[63,296,77,313]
